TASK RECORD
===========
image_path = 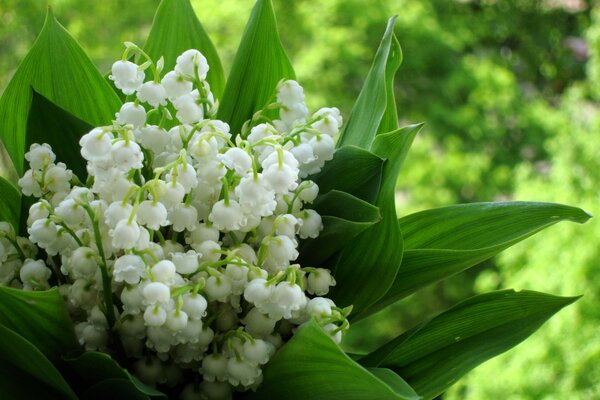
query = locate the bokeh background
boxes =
[1,0,599,398]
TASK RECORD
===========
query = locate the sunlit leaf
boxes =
[0,324,77,400]
[217,0,295,136]
[251,319,418,399]
[0,8,121,175]
[0,286,79,363]
[311,145,384,204]
[337,17,402,149]
[143,0,225,98]
[360,202,591,317]
[330,124,422,315]
[360,290,579,399]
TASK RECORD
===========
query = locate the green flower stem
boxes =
[81,204,116,328]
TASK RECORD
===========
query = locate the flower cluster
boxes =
[2,44,349,399]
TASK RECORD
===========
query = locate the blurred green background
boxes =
[1,0,598,398]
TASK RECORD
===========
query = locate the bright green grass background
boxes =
[1,0,599,397]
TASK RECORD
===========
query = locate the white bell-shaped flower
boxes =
[226,358,261,387]
[137,81,168,107]
[242,339,272,365]
[19,258,51,290]
[262,235,299,271]
[182,292,208,320]
[161,71,193,99]
[151,260,177,284]
[111,140,144,171]
[80,128,113,161]
[175,49,209,79]
[235,174,277,217]
[173,93,203,124]
[18,170,42,197]
[201,353,228,382]
[277,80,305,108]
[110,60,144,95]
[218,148,253,175]
[169,204,198,232]
[114,254,146,284]
[298,209,323,239]
[171,251,200,275]
[209,200,246,231]
[110,219,141,249]
[45,163,72,193]
[137,201,169,230]
[25,143,55,170]
[115,102,147,128]
[139,125,169,154]
[105,202,133,228]
[307,268,336,296]
[166,309,189,331]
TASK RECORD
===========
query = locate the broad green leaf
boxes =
[217,0,295,136]
[361,202,591,317]
[330,124,422,315]
[368,368,421,400]
[67,351,166,398]
[143,0,225,98]
[27,90,92,181]
[0,286,79,362]
[251,319,417,400]
[0,176,21,229]
[0,8,121,175]
[0,360,69,400]
[299,190,381,267]
[337,17,402,149]
[311,145,385,204]
[0,324,78,400]
[360,290,579,399]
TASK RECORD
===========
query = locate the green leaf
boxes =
[251,319,418,399]
[27,90,92,181]
[0,8,121,175]
[360,290,579,400]
[0,176,21,229]
[337,17,402,149]
[299,190,381,267]
[362,202,591,317]
[310,145,385,203]
[0,286,79,363]
[0,324,78,400]
[81,379,149,400]
[143,0,225,98]
[368,368,421,400]
[217,0,295,136]
[330,124,422,315]
[66,351,166,398]
[0,360,70,400]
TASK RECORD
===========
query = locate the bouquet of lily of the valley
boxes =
[0,1,591,399]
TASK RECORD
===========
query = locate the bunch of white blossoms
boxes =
[3,44,350,399]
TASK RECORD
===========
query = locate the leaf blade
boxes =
[143,0,225,98]
[0,286,79,363]
[251,320,416,400]
[0,324,78,400]
[360,290,579,399]
[362,202,591,317]
[0,9,121,175]
[310,145,385,204]
[330,124,422,314]
[217,0,295,136]
[337,17,402,149]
